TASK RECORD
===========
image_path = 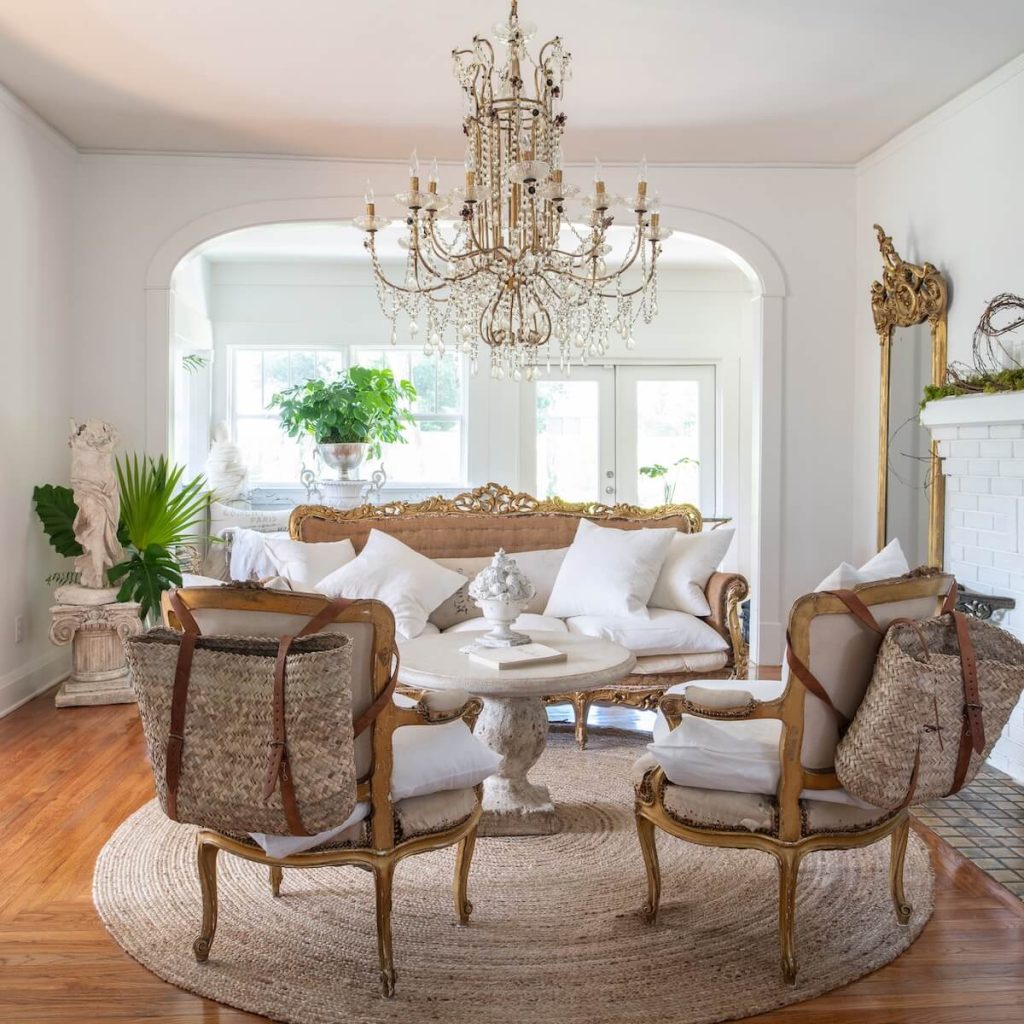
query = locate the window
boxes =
[522,364,717,511]
[227,346,467,488]
[230,348,343,486]
[355,348,467,486]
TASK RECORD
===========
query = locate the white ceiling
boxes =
[1,1,1023,164]
[198,221,745,272]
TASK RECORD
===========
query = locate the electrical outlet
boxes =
[14,615,25,644]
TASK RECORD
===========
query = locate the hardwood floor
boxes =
[2,688,1023,1023]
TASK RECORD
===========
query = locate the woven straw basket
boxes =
[126,628,356,834]
[836,614,1024,809]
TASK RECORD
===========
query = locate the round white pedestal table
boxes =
[398,631,636,836]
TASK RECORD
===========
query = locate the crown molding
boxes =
[76,147,854,171]
[857,51,1024,173]
[0,82,77,156]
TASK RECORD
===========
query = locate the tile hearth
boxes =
[914,766,1024,901]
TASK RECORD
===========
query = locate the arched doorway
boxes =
[146,198,785,665]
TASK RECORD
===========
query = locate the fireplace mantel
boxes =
[921,391,1024,429]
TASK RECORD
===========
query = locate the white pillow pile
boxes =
[544,519,676,618]
[316,529,466,641]
[544,519,733,621]
[815,538,909,591]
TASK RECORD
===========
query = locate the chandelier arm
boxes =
[594,259,658,300]
[369,260,449,297]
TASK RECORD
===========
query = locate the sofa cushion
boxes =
[649,528,735,616]
[443,613,569,635]
[430,547,569,629]
[632,651,729,675]
[566,608,728,657]
[316,529,465,641]
[545,520,675,618]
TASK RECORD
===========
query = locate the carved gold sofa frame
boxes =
[634,572,952,983]
[162,586,483,998]
[290,483,749,747]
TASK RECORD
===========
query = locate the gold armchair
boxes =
[634,572,953,983]
[162,586,483,998]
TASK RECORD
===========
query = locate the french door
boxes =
[521,364,717,512]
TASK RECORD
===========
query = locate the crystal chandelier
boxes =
[356,0,667,381]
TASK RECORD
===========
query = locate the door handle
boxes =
[605,486,615,495]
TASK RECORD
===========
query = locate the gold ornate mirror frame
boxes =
[872,225,948,567]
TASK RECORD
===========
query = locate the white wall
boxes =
[852,55,1024,564]
[72,154,857,660]
[0,86,76,714]
[853,55,1024,779]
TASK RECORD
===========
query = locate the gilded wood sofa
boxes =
[289,483,749,747]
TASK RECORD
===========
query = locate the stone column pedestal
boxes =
[49,593,144,707]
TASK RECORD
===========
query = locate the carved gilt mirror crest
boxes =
[872,224,948,568]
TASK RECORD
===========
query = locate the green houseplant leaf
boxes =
[269,367,417,459]
[32,484,83,558]
[108,544,183,622]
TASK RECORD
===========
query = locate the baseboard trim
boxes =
[0,650,71,718]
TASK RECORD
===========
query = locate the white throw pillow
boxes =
[815,538,909,592]
[649,528,735,616]
[544,520,675,618]
[647,705,878,809]
[316,529,466,641]
[262,535,356,588]
[565,608,728,656]
[391,709,502,800]
[249,701,500,857]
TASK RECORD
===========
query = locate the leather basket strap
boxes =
[830,589,885,634]
[949,610,985,796]
[260,597,360,837]
[262,633,309,836]
[164,590,204,823]
[942,581,959,615]
[786,634,851,730]
[353,647,401,738]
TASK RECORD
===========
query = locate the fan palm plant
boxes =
[107,455,209,620]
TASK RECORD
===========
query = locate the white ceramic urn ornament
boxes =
[467,549,536,647]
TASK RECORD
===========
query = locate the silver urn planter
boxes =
[317,441,369,481]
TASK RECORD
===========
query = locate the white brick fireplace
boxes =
[922,392,1024,782]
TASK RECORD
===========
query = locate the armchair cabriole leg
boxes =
[572,693,591,750]
[454,826,477,925]
[269,864,283,898]
[373,859,397,998]
[890,815,912,924]
[636,811,661,924]
[776,850,801,985]
[193,839,219,963]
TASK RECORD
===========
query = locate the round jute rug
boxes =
[94,729,934,1024]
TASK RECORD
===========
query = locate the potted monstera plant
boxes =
[270,367,417,480]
